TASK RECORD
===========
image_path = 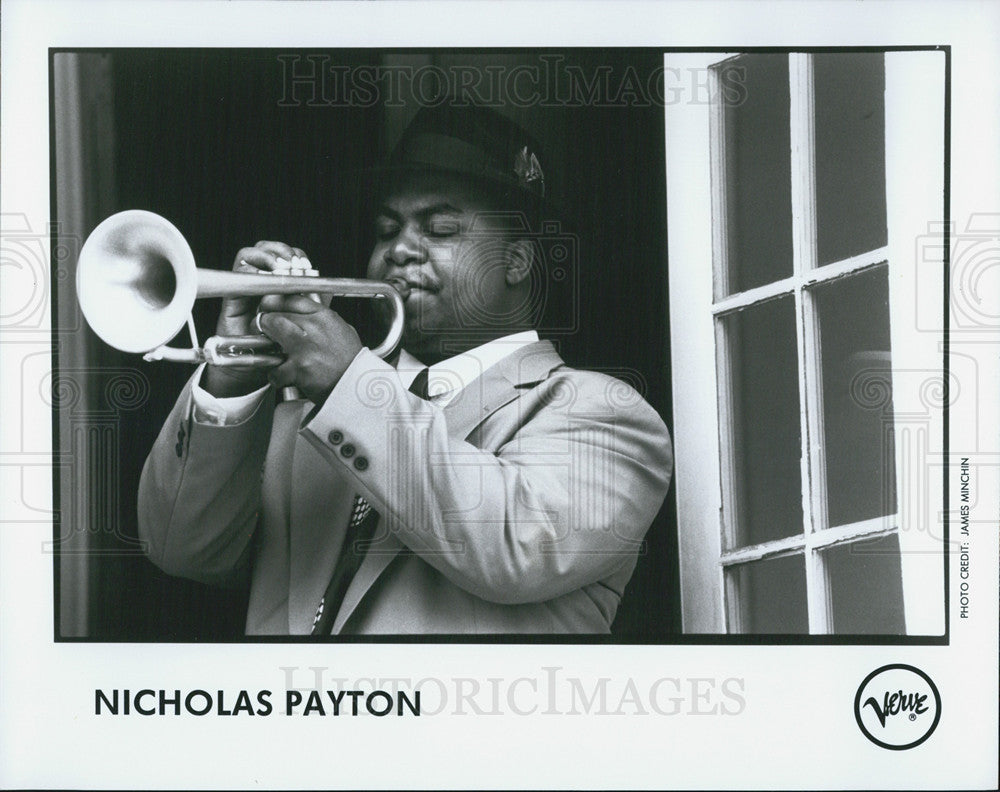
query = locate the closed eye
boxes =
[374,217,400,240]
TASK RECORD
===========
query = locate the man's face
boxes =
[367,172,521,356]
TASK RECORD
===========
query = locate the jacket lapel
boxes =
[439,340,565,439]
[328,340,565,634]
[285,400,354,634]
[330,526,405,634]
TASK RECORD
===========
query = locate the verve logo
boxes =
[854,664,941,750]
[862,689,929,727]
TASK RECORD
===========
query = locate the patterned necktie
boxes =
[310,494,378,635]
[310,368,430,635]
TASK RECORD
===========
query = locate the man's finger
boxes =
[266,360,297,390]
[291,247,311,268]
[254,240,300,265]
[257,311,306,342]
[258,293,325,314]
[234,247,282,273]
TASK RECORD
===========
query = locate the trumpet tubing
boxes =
[76,210,405,365]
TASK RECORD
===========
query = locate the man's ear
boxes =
[504,239,534,286]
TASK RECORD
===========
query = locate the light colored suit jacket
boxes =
[138,340,672,634]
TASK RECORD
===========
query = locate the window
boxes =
[665,51,946,635]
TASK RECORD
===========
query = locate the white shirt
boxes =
[191,330,540,426]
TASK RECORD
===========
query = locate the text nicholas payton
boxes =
[95,688,420,717]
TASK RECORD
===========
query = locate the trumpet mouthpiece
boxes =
[385,278,411,300]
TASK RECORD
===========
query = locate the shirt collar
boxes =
[395,330,540,400]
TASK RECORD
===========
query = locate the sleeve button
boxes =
[327,430,343,445]
[340,443,355,458]
[353,456,368,471]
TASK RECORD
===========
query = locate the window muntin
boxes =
[712,52,902,634]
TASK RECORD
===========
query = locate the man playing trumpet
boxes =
[138,105,673,635]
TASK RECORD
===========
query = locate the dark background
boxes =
[55,48,677,640]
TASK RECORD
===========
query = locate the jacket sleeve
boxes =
[300,350,673,605]
[137,374,275,586]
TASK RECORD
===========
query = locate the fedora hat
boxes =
[378,103,547,204]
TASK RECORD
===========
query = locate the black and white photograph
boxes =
[1,1,997,790]
[53,48,678,640]
[50,45,949,642]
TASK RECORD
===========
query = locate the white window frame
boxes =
[665,50,946,635]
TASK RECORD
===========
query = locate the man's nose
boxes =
[384,225,425,267]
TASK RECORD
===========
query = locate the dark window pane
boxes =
[826,534,906,634]
[731,554,808,633]
[724,296,803,546]
[721,54,793,294]
[813,266,896,527]
[814,53,887,265]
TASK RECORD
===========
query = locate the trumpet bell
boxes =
[77,210,197,354]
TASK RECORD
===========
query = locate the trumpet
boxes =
[76,210,405,366]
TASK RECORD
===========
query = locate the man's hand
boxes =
[256,294,363,405]
[203,241,308,398]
